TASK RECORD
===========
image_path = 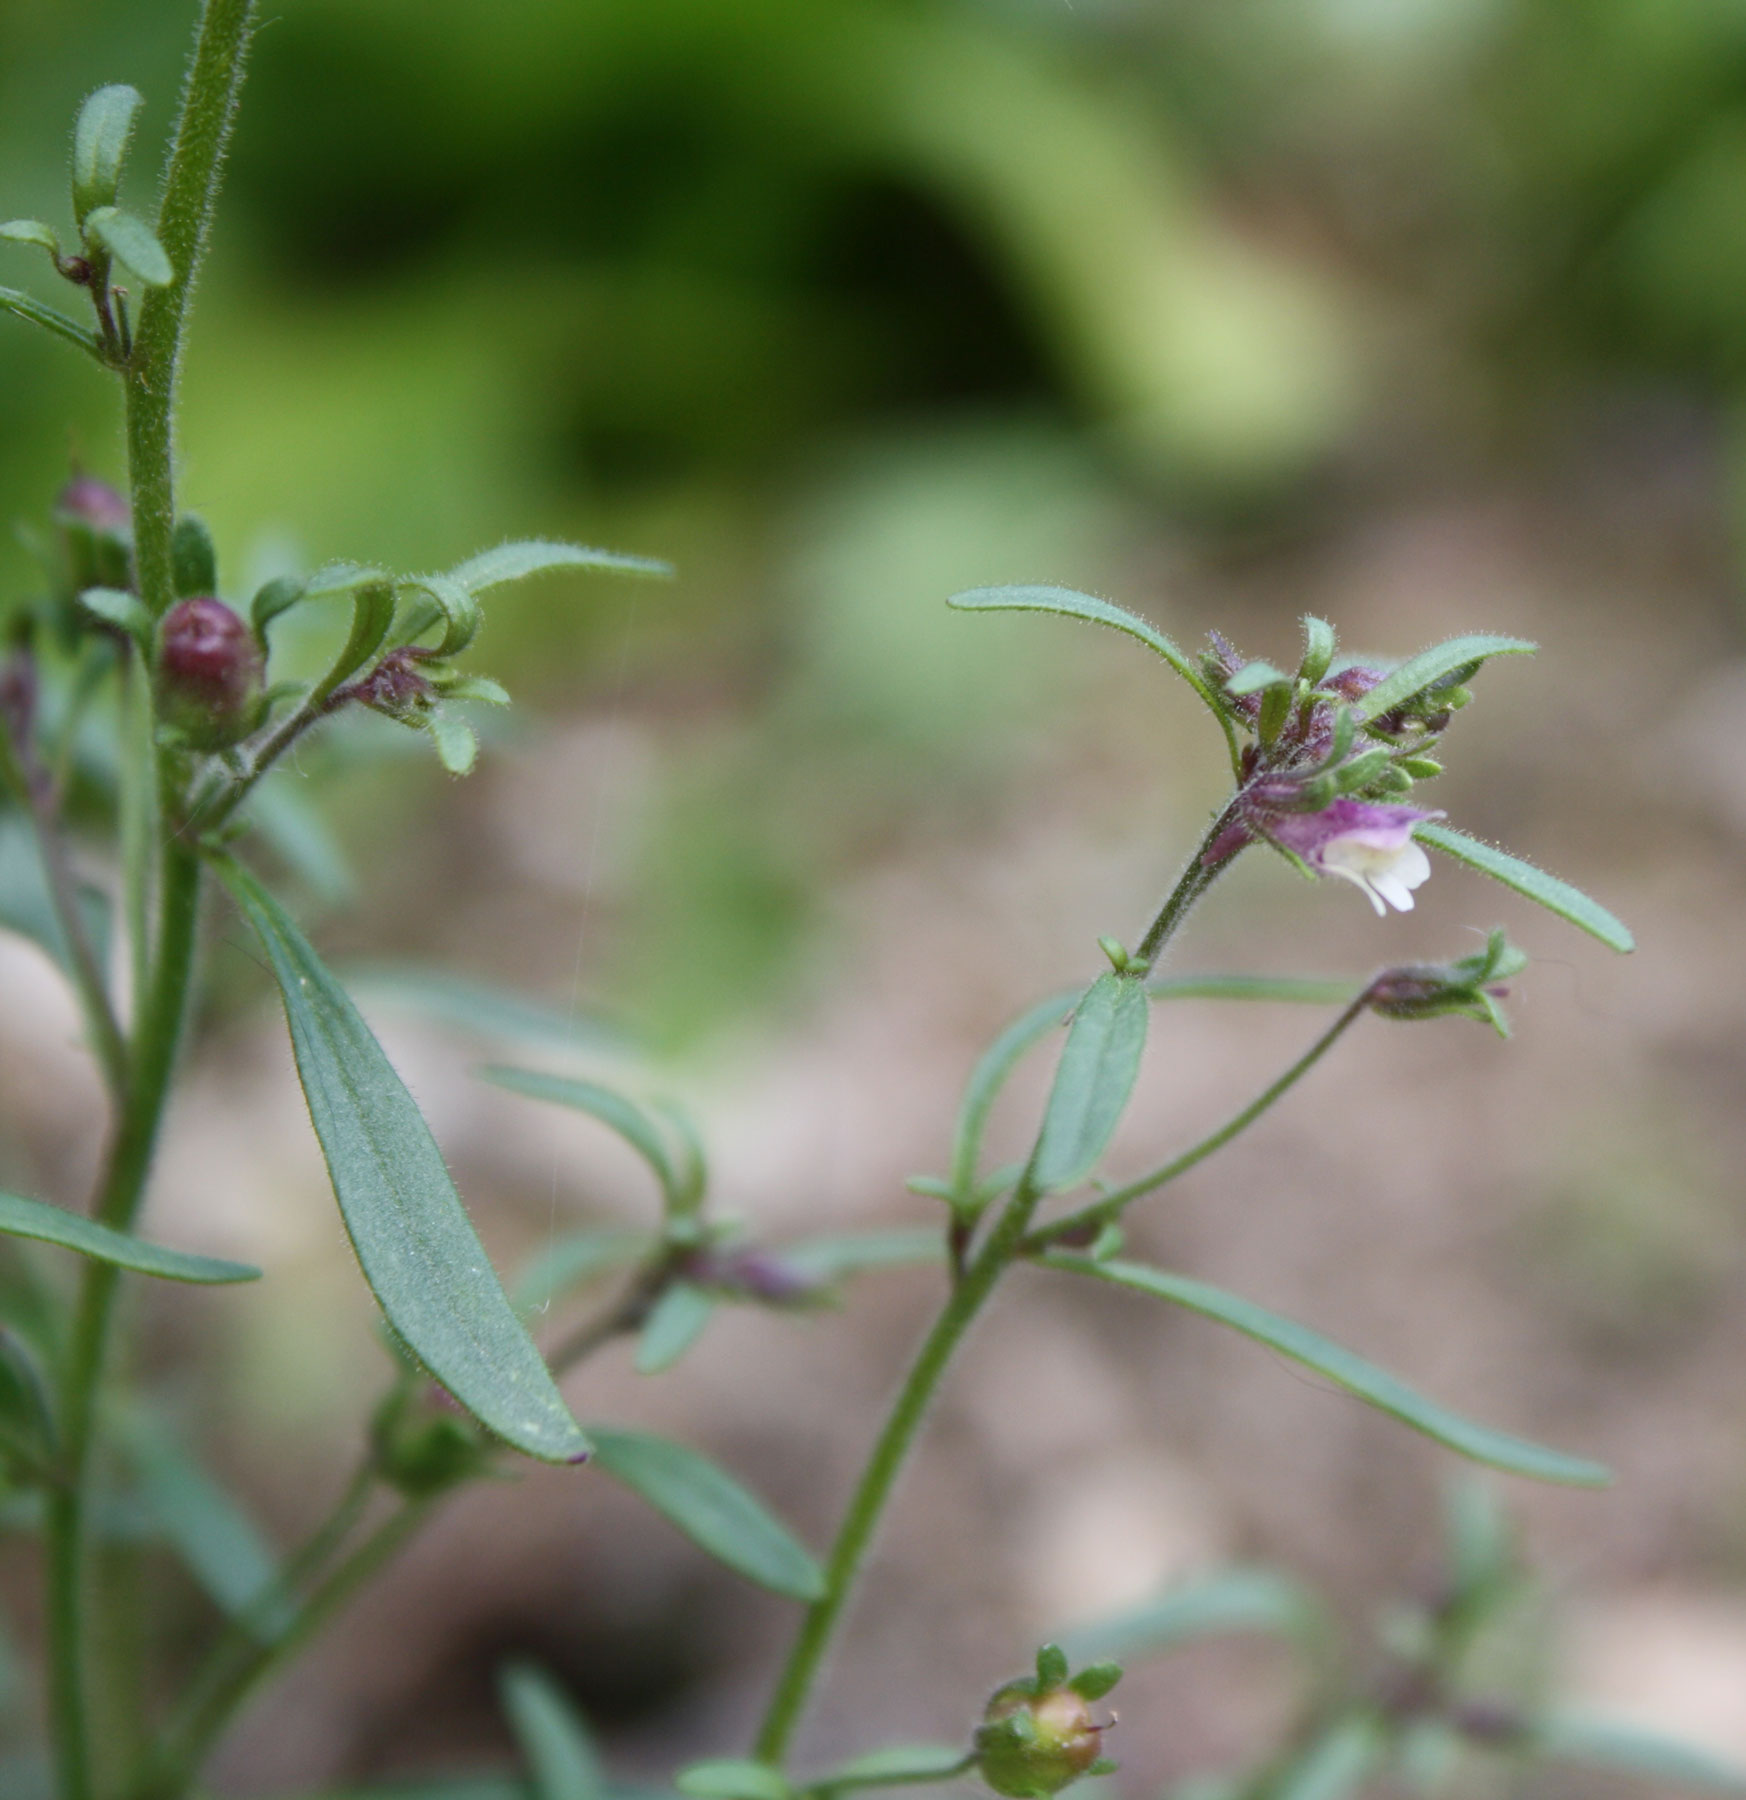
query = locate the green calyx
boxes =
[974,1647,1123,1798]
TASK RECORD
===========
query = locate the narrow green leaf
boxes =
[948,989,1077,1197]
[515,1229,652,1315]
[811,1748,970,1791]
[635,1283,716,1374]
[777,1229,944,1283]
[71,84,143,223]
[292,1785,531,1800]
[947,586,1214,705]
[1045,1256,1610,1486]
[0,220,61,256]
[345,966,628,1057]
[1352,634,1535,724]
[428,711,478,777]
[499,1660,604,1800]
[588,1427,825,1600]
[0,1190,259,1285]
[171,514,218,596]
[440,674,511,707]
[83,206,173,287]
[1032,975,1149,1193]
[1147,974,1360,1006]
[482,1068,679,1206]
[1533,1716,1746,1791]
[676,1762,791,1800]
[0,813,110,983]
[1298,616,1337,686]
[310,578,396,705]
[1057,1567,1325,1668]
[1416,824,1633,953]
[79,585,153,646]
[1273,1717,1385,1800]
[0,286,103,359]
[126,1417,291,1639]
[401,572,481,658]
[218,862,589,1464]
[1224,660,1289,697]
[251,574,308,640]
[446,540,673,594]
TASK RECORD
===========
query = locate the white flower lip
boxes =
[1316,832,1434,916]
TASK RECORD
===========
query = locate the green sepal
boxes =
[1297,616,1336,687]
[83,206,173,288]
[71,84,143,225]
[1224,659,1290,698]
[78,585,152,647]
[171,514,218,597]
[426,710,477,776]
[1035,1643,1069,1689]
[249,574,306,642]
[1068,1662,1122,1701]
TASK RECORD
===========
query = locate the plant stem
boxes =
[44,8,256,1791]
[1024,985,1377,1253]
[754,828,1238,1766]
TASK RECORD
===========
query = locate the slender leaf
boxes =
[1057,1567,1324,1668]
[428,711,478,777]
[1045,1256,1610,1486]
[635,1283,717,1374]
[83,206,172,287]
[218,861,589,1464]
[499,1661,604,1800]
[483,1068,679,1205]
[1032,975,1149,1193]
[676,1763,791,1800]
[1352,634,1535,724]
[0,286,103,359]
[79,585,153,646]
[293,1785,531,1800]
[345,966,628,1057]
[1416,824,1633,953]
[810,1749,970,1791]
[1273,1717,1385,1800]
[171,514,218,596]
[1533,1717,1746,1792]
[1225,660,1289,696]
[947,586,1213,703]
[126,1418,291,1638]
[777,1229,944,1283]
[447,540,673,594]
[1148,974,1359,1006]
[588,1426,825,1600]
[71,84,143,222]
[0,813,111,982]
[0,1190,259,1285]
[0,220,60,255]
[948,989,1076,1197]
[516,1229,651,1315]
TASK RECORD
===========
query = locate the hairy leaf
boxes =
[1352,634,1535,724]
[1033,975,1149,1193]
[0,1190,258,1285]
[447,540,673,593]
[1417,824,1633,953]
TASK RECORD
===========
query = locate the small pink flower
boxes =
[1267,798,1442,916]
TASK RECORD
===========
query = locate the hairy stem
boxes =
[45,7,256,1792]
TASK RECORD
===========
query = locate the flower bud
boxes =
[371,1382,492,1497]
[55,474,132,593]
[157,596,263,748]
[974,1649,1120,1799]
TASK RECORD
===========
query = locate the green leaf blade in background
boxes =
[447,540,674,594]
[1032,974,1150,1193]
[1147,973,1360,1006]
[218,861,589,1465]
[776,1228,944,1283]
[1057,1566,1325,1668]
[483,1068,680,1207]
[675,1761,791,1800]
[948,988,1076,1198]
[515,1229,652,1316]
[1416,824,1634,953]
[1272,1717,1385,1800]
[499,1660,605,1800]
[1351,634,1536,723]
[0,1191,259,1285]
[634,1283,717,1374]
[587,1426,825,1600]
[1045,1256,1610,1486]
[1533,1716,1746,1792]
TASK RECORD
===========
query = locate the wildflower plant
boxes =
[0,5,1727,1800]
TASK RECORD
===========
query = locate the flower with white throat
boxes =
[1267,799,1442,916]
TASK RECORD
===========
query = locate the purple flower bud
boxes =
[1324,664,1385,702]
[158,597,263,746]
[1265,797,1443,915]
[56,475,131,537]
[683,1244,828,1307]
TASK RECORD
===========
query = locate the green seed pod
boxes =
[976,1683,1106,1797]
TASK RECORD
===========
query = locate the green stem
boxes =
[127,0,256,623]
[801,1754,978,1798]
[47,837,201,1800]
[44,9,256,1789]
[1025,985,1376,1253]
[754,828,1239,1767]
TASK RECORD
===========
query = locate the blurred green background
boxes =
[6,0,1746,1792]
